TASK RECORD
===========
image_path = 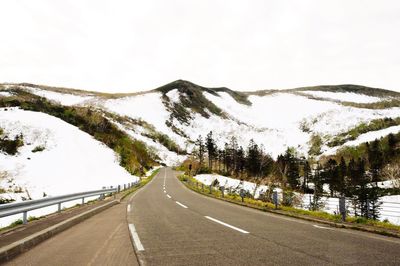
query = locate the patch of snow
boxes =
[102,92,187,149]
[0,91,12,97]
[309,107,400,137]
[0,108,138,227]
[323,125,400,155]
[301,91,383,103]
[166,89,181,104]
[27,88,93,106]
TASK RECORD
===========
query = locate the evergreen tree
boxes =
[283,148,300,189]
[311,163,324,210]
[324,159,338,197]
[337,157,347,196]
[388,133,397,157]
[246,139,261,178]
[236,146,246,176]
[205,131,216,170]
[195,135,206,168]
[368,139,384,183]
[302,161,311,193]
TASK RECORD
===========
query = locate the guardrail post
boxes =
[339,196,346,222]
[23,211,27,224]
[117,185,120,193]
[124,184,126,190]
[209,185,212,194]
[82,197,85,205]
[273,191,278,209]
[58,202,62,213]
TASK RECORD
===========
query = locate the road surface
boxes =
[127,168,400,265]
[7,167,400,265]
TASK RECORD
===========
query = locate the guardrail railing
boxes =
[0,181,139,224]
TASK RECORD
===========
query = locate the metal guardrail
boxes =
[0,181,139,224]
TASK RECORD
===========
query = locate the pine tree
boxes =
[302,161,311,193]
[388,133,397,157]
[236,146,246,176]
[368,139,384,183]
[205,131,216,170]
[284,148,300,189]
[195,135,206,169]
[324,159,338,197]
[246,139,261,178]
[311,163,324,210]
[337,157,347,196]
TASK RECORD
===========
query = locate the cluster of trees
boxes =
[194,132,274,179]
[193,131,400,220]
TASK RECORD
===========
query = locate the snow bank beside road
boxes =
[194,174,281,199]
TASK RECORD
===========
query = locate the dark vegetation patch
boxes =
[341,99,400,109]
[0,128,24,155]
[293,84,400,98]
[156,80,250,126]
[156,80,225,120]
[111,115,185,154]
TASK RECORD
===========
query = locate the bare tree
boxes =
[382,162,400,189]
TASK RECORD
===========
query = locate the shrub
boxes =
[32,145,45,153]
[0,134,24,155]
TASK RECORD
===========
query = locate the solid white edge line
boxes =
[205,216,249,234]
[167,194,171,198]
[127,204,131,213]
[128,224,144,251]
[175,201,188,209]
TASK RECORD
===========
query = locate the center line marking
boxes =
[128,224,144,251]
[313,224,334,230]
[205,216,249,234]
[127,204,131,213]
[166,194,171,198]
[175,201,188,208]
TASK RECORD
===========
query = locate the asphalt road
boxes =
[5,167,400,265]
[127,168,400,265]
[5,198,138,266]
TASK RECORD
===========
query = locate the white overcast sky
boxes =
[0,0,399,93]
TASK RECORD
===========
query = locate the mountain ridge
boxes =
[2,80,400,99]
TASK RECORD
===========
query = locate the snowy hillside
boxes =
[2,80,400,161]
[0,108,138,203]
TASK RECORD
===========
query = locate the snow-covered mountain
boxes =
[2,80,399,162]
[1,81,399,160]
